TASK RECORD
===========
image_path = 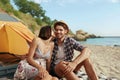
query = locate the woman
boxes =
[14,26,58,80]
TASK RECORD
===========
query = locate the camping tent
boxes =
[0,21,35,55]
[0,12,35,78]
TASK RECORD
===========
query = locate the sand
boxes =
[74,44,120,79]
[1,44,120,80]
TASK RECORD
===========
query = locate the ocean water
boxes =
[79,37,120,46]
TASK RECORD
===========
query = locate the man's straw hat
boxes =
[54,20,68,28]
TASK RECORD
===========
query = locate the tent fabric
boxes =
[0,21,35,55]
[0,21,34,42]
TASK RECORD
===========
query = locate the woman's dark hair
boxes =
[38,26,51,40]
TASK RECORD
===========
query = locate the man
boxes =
[50,21,98,80]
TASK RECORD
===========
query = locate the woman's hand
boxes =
[37,67,48,79]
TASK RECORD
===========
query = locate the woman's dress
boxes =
[14,46,50,80]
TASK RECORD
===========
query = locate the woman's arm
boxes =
[27,38,43,71]
[46,42,54,72]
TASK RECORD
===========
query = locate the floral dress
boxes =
[14,47,50,80]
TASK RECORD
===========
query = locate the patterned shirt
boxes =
[50,36,85,71]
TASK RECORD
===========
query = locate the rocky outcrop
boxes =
[74,29,99,41]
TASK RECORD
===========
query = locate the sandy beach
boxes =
[0,44,120,80]
[74,44,120,79]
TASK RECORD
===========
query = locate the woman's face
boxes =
[51,30,55,39]
[54,25,67,39]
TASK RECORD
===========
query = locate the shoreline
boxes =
[74,44,120,79]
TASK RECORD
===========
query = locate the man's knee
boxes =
[56,61,66,70]
[55,61,70,77]
[83,58,91,65]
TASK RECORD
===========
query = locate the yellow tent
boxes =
[0,21,35,55]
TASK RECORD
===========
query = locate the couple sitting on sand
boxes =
[14,21,99,80]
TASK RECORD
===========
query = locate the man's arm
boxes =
[73,47,91,65]
[60,47,91,75]
[64,47,91,72]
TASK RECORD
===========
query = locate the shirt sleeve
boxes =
[70,38,85,51]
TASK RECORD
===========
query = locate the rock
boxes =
[74,29,98,41]
[75,34,87,41]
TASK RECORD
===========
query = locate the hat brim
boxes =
[54,21,68,28]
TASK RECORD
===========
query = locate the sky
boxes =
[32,0,120,36]
[12,0,120,36]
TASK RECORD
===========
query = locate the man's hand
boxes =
[55,61,77,76]
[62,61,77,75]
[67,61,77,72]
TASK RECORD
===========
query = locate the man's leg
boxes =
[34,74,58,80]
[74,58,99,80]
[54,61,80,80]
[74,61,83,73]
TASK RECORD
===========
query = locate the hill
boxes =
[0,0,56,35]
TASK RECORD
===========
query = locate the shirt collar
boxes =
[54,36,68,44]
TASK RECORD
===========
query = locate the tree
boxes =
[13,0,56,26]
[0,0,9,4]
[35,17,42,25]
[13,0,45,18]
[0,0,14,13]
[42,15,52,25]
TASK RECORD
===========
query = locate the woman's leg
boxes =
[51,77,58,80]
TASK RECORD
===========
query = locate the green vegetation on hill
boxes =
[0,0,56,34]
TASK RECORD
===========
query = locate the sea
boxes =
[79,37,120,46]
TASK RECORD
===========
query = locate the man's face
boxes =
[54,25,67,39]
